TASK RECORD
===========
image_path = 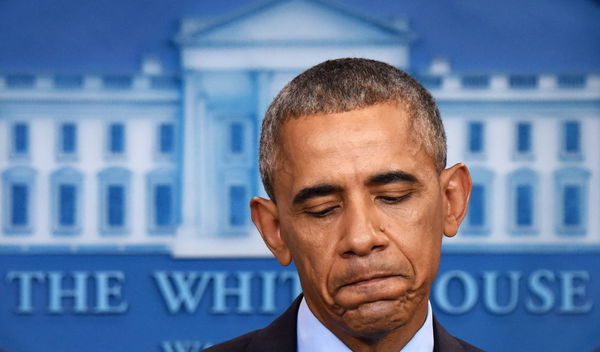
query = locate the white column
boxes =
[177,72,202,240]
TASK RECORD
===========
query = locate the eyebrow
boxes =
[292,184,343,205]
[366,170,419,186]
[291,171,419,205]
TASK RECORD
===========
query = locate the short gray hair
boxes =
[259,58,446,201]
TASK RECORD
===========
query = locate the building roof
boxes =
[0,0,599,73]
[175,0,413,46]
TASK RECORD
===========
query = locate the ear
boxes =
[250,197,292,266]
[439,163,472,238]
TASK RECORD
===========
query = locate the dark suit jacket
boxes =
[204,295,484,352]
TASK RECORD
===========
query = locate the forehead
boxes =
[274,103,435,196]
[282,103,411,153]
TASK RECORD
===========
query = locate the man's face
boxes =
[254,103,465,341]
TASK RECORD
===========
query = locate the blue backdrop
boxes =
[1,1,599,351]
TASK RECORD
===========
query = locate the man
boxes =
[206,58,481,351]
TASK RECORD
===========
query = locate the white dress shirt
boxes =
[297,298,434,352]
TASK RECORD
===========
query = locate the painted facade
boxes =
[1,0,599,256]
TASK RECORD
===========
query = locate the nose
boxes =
[339,198,389,257]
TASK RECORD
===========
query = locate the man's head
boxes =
[250,58,471,349]
[259,58,447,202]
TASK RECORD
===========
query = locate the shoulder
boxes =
[433,316,485,352]
[453,337,485,352]
[203,330,256,352]
[203,295,303,352]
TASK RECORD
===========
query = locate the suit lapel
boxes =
[245,295,303,352]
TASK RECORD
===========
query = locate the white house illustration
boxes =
[0,0,599,256]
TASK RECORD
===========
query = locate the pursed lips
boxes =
[341,272,405,288]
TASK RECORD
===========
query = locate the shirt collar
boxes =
[297,297,434,352]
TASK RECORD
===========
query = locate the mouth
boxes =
[341,273,404,288]
[333,272,411,308]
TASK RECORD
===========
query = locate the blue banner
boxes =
[1,253,598,352]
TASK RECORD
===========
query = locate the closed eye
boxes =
[305,206,338,218]
[377,194,412,204]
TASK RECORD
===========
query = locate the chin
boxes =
[340,299,414,337]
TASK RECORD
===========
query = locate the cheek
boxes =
[283,222,337,286]
[380,196,444,276]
